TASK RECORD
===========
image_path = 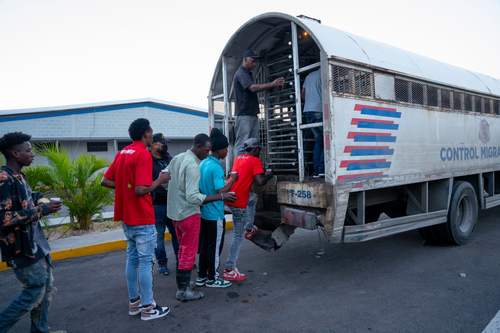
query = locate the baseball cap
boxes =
[239,138,261,152]
[243,49,260,59]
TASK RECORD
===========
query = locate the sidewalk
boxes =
[44,211,114,227]
[0,217,234,272]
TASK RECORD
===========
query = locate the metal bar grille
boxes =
[332,65,373,97]
[291,22,305,181]
[262,28,299,175]
[391,77,500,115]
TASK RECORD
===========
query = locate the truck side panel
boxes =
[332,97,500,188]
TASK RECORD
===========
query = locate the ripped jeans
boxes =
[0,256,54,333]
[224,193,257,270]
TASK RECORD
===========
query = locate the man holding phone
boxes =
[0,132,62,332]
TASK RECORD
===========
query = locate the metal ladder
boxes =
[263,22,319,181]
[264,50,299,174]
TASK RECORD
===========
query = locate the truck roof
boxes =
[213,12,500,97]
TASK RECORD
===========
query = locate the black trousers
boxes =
[198,219,226,280]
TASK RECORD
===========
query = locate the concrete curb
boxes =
[0,221,234,272]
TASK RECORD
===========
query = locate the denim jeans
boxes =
[154,205,179,267]
[224,193,258,270]
[0,257,53,333]
[122,224,156,306]
[234,115,260,155]
[303,112,324,174]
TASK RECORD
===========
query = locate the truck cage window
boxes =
[330,62,500,116]
[392,77,500,115]
[331,64,373,97]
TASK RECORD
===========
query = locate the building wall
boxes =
[0,105,209,141]
[31,139,193,166]
[1,103,209,166]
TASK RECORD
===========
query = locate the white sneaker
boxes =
[140,304,170,321]
[205,278,232,288]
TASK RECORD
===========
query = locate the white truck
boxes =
[208,12,500,248]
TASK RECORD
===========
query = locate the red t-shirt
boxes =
[104,141,155,226]
[227,154,264,208]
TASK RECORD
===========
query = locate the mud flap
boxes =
[248,224,297,251]
[271,224,296,249]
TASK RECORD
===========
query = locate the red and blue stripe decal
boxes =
[354,104,401,118]
[337,104,401,184]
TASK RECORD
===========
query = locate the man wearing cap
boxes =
[233,49,285,152]
[151,133,178,276]
[223,138,272,282]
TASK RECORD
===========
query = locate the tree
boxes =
[25,146,113,230]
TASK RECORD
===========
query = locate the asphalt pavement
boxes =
[1,208,500,333]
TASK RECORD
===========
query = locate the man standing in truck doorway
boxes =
[233,49,285,153]
[302,69,324,178]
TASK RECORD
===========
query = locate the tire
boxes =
[420,181,478,245]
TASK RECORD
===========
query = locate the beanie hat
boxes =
[209,128,229,151]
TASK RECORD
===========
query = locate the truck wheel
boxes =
[421,181,478,245]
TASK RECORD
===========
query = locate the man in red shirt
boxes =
[102,118,170,321]
[223,138,272,282]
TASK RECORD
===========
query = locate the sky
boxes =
[0,0,499,111]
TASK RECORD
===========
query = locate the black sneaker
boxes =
[205,279,232,288]
[195,277,208,287]
[128,297,141,316]
[158,266,170,276]
[140,304,170,321]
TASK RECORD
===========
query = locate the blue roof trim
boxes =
[0,102,208,123]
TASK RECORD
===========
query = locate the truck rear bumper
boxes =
[276,180,334,233]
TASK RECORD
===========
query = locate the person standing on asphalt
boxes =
[233,49,285,152]
[0,132,62,333]
[195,129,237,289]
[167,133,236,301]
[101,118,170,321]
[301,69,324,178]
[223,138,272,282]
[150,133,178,276]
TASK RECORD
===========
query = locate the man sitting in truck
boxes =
[233,49,285,153]
[223,138,272,282]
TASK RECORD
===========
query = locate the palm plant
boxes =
[25,146,113,230]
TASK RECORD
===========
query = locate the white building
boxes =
[0,98,219,164]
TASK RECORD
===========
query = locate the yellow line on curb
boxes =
[0,221,233,272]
